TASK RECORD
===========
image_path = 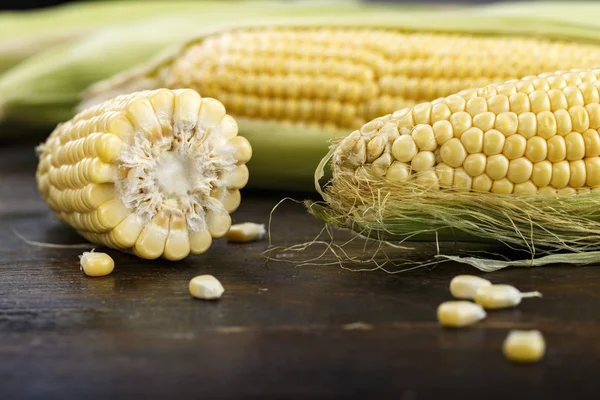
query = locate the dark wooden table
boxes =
[1,143,599,399]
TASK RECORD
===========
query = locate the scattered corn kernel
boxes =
[226,222,266,243]
[502,330,546,363]
[436,300,487,328]
[449,275,492,300]
[189,274,225,300]
[79,250,114,277]
[474,284,542,309]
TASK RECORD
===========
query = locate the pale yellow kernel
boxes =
[440,138,467,168]
[487,94,510,115]
[547,89,568,111]
[79,251,114,277]
[466,97,488,116]
[525,136,548,162]
[532,161,553,188]
[585,157,600,186]
[371,153,393,177]
[412,124,438,151]
[230,136,253,163]
[392,135,418,162]
[565,132,585,160]
[491,178,514,194]
[569,160,587,188]
[386,161,411,181]
[570,105,590,133]
[411,151,436,172]
[415,170,439,189]
[206,211,232,239]
[583,129,600,157]
[453,168,472,191]
[517,112,537,138]
[513,181,537,194]
[507,157,533,184]
[509,92,530,114]
[463,154,487,177]
[503,134,526,160]
[148,89,175,137]
[397,109,415,131]
[95,198,130,231]
[189,229,212,255]
[529,90,550,113]
[226,164,249,189]
[226,222,266,243]
[495,112,518,136]
[531,78,550,92]
[174,89,202,128]
[538,186,557,195]
[516,80,535,94]
[444,94,466,113]
[126,99,162,142]
[554,109,573,136]
[134,211,169,260]
[189,275,224,300]
[486,154,510,180]
[580,82,600,105]
[483,129,505,156]
[536,111,557,139]
[551,160,570,188]
[111,213,143,248]
[431,102,452,123]
[96,134,123,163]
[198,97,227,128]
[222,189,241,213]
[433,120,453,145]
[412,102,432,125]
[460,127,484,153]
[503,330,545,364]
[547,135,566,162]
[564,86,584,108]
[436,163,454,187]
[547,75,567,90]
[450,111,472,138]
[437,301,486,328]
[472,173,493,192]
[557,187,577,196]
[366,135,386,163]
[587,103,600,129]
[472,112,496,131]
[164,212,191,261]
[475,284,541,309]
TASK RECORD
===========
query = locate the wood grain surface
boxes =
[1,144,599,399]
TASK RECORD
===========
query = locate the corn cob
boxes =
[35,89,251,260]
[308,68,600,268]
[80,4,600,191]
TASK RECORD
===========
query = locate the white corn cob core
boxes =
[36,89,252,261]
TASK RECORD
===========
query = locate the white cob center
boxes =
[117,128,236,231]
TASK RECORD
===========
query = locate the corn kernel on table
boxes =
[1,143,600,399]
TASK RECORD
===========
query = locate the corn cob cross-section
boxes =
[35,89,252,261]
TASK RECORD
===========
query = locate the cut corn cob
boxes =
[36,89,251,261]
[309,68,600,266]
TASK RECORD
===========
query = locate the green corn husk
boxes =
[78,1,600,191]
[0,0,375,137]
[0,0,244,74]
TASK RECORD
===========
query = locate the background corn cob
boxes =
[36,88,251,261]
[80,2,600,191]
[0,0,242,74]
[309,68,600,269]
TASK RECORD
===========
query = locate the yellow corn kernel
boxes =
[79,250,114,277]
[437,301,486,328]
[474,284,542,310]
[440,138,467,168]
[189,275,225,300]
[503,330,546,364]
[449,275,492,300]
[226,222,266,243]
